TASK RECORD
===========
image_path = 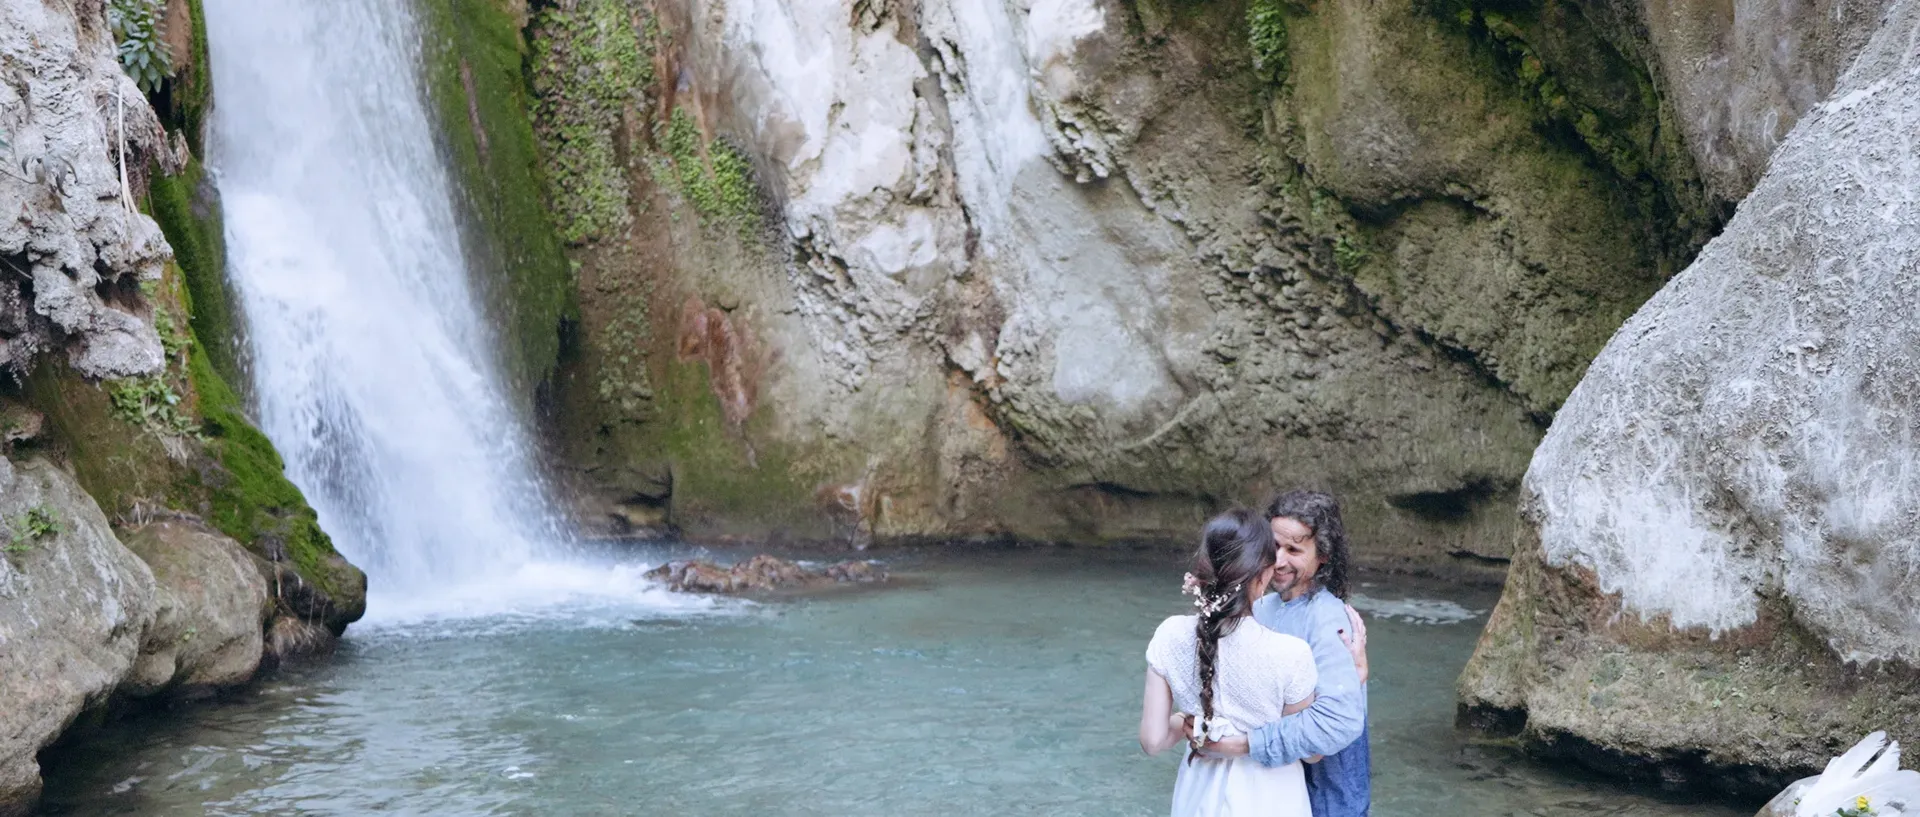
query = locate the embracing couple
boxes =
[1138,490,1371,816]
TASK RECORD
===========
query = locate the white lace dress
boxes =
[1146,614,1318,817]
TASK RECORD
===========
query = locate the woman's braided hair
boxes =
[1188,508,1277,760]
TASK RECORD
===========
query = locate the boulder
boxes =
[119,520,271,698]
[0,459,159,816]
[1459,0,1920,797]
[645,555,889,594]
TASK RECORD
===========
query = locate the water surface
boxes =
[40,549,1751,816]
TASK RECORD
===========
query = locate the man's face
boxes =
[1270,516,1323,600]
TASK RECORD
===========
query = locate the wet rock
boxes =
[644,555,889,594]
[119,520,271,698]
[825,559,886,583]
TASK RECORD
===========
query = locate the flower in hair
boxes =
[1182,574,1240,616]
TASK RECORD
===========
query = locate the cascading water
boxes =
[200,0,597,616]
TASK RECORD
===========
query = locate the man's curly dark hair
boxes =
[1264,489,1351,600]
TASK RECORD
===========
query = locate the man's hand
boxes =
[1338,602,1369,684]
[1194,734,1251,759]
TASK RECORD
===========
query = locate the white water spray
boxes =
[201,0,570,609]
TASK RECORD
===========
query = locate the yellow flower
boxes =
[1858,795,1872,810]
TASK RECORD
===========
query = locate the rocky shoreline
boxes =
[1,1,367,813]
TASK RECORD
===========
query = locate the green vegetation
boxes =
[1425,0,1717,260]
[1246,0,1291,83]
[4,505,62,554]
[147,160,355,598]
[659,107,761,232]
[1836,797,1884,817]
[147,160,241,385]
[416,0,577,398]
[107,374,197,437]
[529,0,654,244]
[186,343,349,597]
[1332,233,1368,274]
[107,0,172,94]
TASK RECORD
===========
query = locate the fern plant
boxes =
[107,0,173,94]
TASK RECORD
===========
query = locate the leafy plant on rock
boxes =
[108,375,199,438]
[108,0,174,95]
[659,106,761,234]
[5,504,63,553]
[1247,0,1291,83]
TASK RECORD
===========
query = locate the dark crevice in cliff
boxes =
[1386,476,1510,522]
[1422,0,1729,274]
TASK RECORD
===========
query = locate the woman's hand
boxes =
[1339,603,1369,684]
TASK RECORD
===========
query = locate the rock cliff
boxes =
[1460,0,1920,796]
[511,0,1879,568]
[1,0,176,378]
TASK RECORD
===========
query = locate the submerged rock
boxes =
[645,555,888,594]
[1460,0,1920,797]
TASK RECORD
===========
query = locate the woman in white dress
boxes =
[1138,508,1320,817]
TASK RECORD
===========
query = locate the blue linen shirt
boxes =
[1248,587,1371,817]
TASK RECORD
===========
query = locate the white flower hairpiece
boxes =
[1181,572,1240,617]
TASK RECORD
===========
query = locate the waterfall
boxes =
[201,0,569,606]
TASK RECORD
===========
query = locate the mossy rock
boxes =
[11,156,369,636]
[416,0,577,402]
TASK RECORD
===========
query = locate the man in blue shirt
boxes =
[1195,490,1372,816]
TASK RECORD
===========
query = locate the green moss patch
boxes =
[528,0,654,244]
[417,0,577,397]
[1424,0,1720,262]
[185,345,353,598]
[14,155,368,612]
[161,0,213,155]
[1246,0,1293,84]
[147,158,241,386]
[658,106,762,232]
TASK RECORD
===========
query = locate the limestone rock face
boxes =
[541,0,1896,568]
[1460,0,1920,795]
[120,520,271,698]
[0,459,159,815]
[0,0,177,379]
[1624,0,1896,202]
